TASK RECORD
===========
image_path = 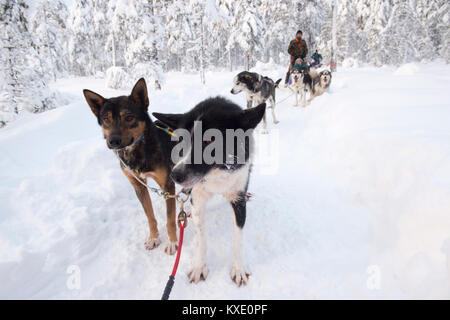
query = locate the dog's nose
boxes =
[170,169,186,184]
[230,89,234,94]
[109,135,122,148]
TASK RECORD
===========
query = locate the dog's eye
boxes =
[125,115,134,122]
[102,117,110,124]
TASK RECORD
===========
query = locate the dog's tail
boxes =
[274,78,282,88]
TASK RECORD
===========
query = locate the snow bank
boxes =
[394,63,420,76]
[341,58,360,68]
[106,66,130,90]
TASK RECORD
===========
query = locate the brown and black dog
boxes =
[83,78,179,254]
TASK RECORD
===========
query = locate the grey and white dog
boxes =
[231,71,281,133]
[289,68,312,108]
[309,70,332,102]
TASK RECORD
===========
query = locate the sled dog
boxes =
[153,97,265,286]
[309,70,332,102]
[231,71,281,133]
[83,78,180,255]
[289,68,312,107]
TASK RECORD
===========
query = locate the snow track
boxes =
[1,62,449,299]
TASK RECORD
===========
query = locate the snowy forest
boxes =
[0,0,449,126]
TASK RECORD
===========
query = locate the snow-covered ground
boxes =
[1,62,450,299]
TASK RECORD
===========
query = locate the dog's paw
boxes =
[188,264,208,284]
[230,265,251,287]
[260,129,269,134]
[164,241,178,255]
[273,120,279,124]
[144,237,161,250]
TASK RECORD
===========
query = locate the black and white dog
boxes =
[231,71,281,133]
[309,70,332,102]
[152,97,265,286]
[289,68,312,107]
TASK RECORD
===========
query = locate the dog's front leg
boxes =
[163,181,178,255]
[269,97,279,124]
[257,98,268,134]
[307,92,315,103]
[123,169,160,250]
[261,110,268,134]
[188,187,210,283]
[302,89,307,107]
[229,192,250,286]
[308,86,316,103]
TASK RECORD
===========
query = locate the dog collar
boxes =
[133,133,145,146]
[155,124,177,137]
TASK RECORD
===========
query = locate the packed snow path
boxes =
[1,62,449,299]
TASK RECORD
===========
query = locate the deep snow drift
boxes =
[0,62,449,299]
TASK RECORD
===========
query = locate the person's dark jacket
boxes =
[288,38,308,59]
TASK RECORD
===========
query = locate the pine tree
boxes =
[165,0,192,71]
[121,1,164,89]
[203,0,230,70]
[92,0,110,72]
[260,0,290,64]
[0,0,57,125]
[228,0,265,70]
[30,0,69,80]
[67,0,96,75]
[379,1,433,65]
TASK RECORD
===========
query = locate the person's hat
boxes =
[296,30,303,35]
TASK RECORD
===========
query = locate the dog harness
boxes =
[254,77,274,93]
[155,124,177,137]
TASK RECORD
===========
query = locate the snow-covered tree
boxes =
[67,0,96,75]
[0,0,57,126]
[227,0,265,70]
[203,0,230,71]
[122,1,165,88]
[30,0,69,80]
[379,1,433,65]
[92,0,110,72]
[165,0,192,71]
[260,0,290,64]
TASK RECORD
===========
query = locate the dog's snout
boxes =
[170,169,186,184]
[109,135,122,148]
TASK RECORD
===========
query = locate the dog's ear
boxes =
[240,73,252,83]
[240,103,266,130]
[83,89,105,117]
[130,78,149,109]
[152,112,184,129]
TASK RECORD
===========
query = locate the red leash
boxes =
[161,211,187,300]
[161,192,251,299]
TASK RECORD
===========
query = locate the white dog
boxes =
[288,68,312,107]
